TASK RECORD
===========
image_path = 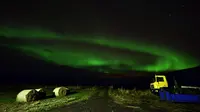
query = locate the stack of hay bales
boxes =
[35,88,46,100]
[16,89,38,102]
[53,87,69,97]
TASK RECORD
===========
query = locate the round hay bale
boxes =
[53,87,68,97]
[16,89,37,102]
[35,88,46,99]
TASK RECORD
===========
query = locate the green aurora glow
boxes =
[0,26,199,72]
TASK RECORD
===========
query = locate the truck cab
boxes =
[150,75,168,93]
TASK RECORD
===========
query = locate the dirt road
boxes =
[49,88,140,112]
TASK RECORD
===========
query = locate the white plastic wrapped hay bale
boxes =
[53,87,69,97]
[35,88,46,99]
[16,89,37,102]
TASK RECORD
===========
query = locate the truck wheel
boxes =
[150,89,154,93]
[151,89,158,95]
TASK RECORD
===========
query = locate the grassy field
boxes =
[0,86,97,112]
[108,87,200,112]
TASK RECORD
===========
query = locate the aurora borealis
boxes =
[0,27,199,73]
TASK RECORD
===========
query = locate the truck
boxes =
[150,74,200,92]
[150,67,200,103]
[150,67,200,93]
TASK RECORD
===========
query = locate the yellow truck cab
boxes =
[150,75,168,93]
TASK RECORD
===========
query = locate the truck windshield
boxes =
[157,77,164,82]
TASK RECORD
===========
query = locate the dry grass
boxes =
[109,88,200,112]
[109,88,158,105]
[0,87,97,112]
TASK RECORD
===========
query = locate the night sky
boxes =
[0,1,200,85]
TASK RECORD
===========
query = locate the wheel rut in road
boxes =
[49,88,139,112]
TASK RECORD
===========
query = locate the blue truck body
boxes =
[159,89,200,103]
